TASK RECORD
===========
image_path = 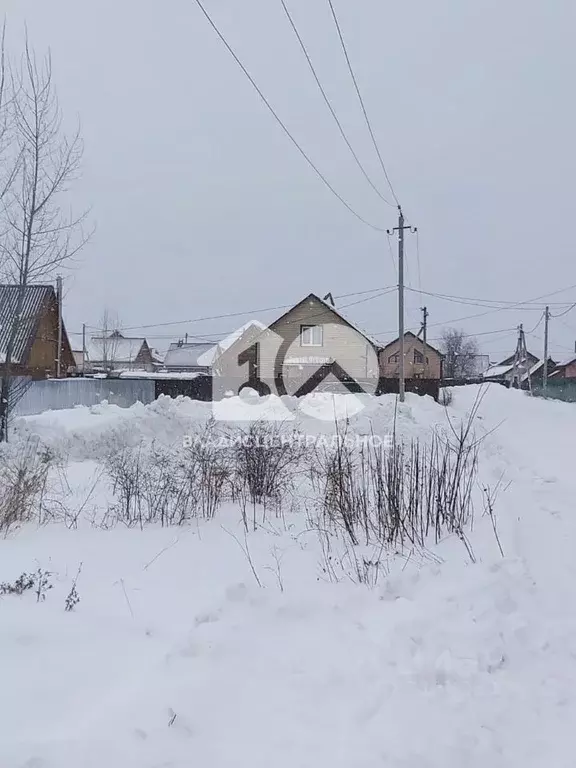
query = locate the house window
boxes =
[414,349,424,364]
[388,352,399,363]
[300,325,323,347]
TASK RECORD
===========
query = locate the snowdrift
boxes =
[2,384,576,767]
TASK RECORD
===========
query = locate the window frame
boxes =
[300,324,323,347]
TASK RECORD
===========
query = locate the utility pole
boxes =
[421,306,429,377]
[56,275,63,378]
[511,323,532,393]
[543,306,550,391]
[387,207,417,402]
[82,323,86,376]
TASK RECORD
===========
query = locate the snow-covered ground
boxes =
[2,385,576,767]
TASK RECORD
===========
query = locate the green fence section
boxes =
[533,379,576,403]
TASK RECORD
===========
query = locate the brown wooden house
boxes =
[0,284,75,379]
[549,356,576,380]
[380,332,443,379]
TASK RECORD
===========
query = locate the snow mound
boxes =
[2,385,576,766]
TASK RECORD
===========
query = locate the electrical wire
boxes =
[525,331,575,353]
[91,286,396,334]
[405,284,576,310]
[279,0,393,206]
[527,312,545,335]
[551,301,576,318]
[326,0,400,207]
[192,0,387,232]
[371,324,516,341]
[386,232,397,276]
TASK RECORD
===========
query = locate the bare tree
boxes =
[0,21,19,203]
[0,34,90,441]
[90,309,123,373]
[440,328,480,379]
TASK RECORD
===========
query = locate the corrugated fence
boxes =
[10,377,156,417]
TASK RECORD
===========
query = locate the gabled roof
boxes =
[381,331,443,357]
[163,341,213,369]
[498,350,538,367]
[483,363,514,379]
[554,355,576,368]
[269,293,382,349]
[197,321,267,368]
[85,334,147,365]
[0,284,56,364]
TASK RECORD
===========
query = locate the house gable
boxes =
[211,294,382,390]
[269,293,381,351]
[0,284,74,377]
[380,332,443,380]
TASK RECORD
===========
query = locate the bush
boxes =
[439,387,453,407]
[230,421,308,530]
[0,438,53,535]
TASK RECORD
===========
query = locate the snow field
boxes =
[2,384,576,767]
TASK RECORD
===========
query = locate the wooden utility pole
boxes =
[512,323,532,393]
[543,306,550,391]
[82,323,86,376]
[56,275,63,378]
[421,306,429,376]
[387,207,417,402]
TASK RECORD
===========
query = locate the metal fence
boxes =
[10,377,156,417]
[533,379,576,403]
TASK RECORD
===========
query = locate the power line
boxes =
[527,312,545,334]
[386,232,397,276]
[192,0,387,232]
[551,301,576,318]
[279,0,393,207]
[371,324,516,341]
[92,285,396,334]
[144,288,396,343]
[399,282,576,330]
[415,230,422,294]
[405,285,576,310]
[526,330,575,353]
[326,0,400,207]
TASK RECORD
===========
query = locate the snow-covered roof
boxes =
[86,335,146,364]
[198,321,268,367]
[483,364,514,379]
[118,370,203,380]
[163,342,213,369]
[555,355,576,368]
[520,359,546,382]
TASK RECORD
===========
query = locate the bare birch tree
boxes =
[0,21,19,208]
[92,309,122,373]
[0,34,90,441]
[440,328,480,379]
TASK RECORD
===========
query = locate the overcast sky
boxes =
[4,0,575,360]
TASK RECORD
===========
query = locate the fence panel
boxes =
[533,380,576,403]
[11,377,156,417]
